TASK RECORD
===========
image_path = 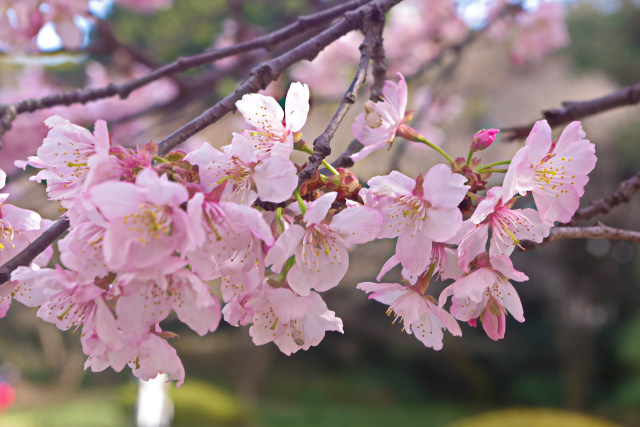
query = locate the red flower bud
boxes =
[471,128,499,151]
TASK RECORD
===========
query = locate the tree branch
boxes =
[0,218,70,284]
[570,171,640,224]
[0,0,372,145]
[503,82,640,140]
[546,223,640,244]
[299,5,387,184]
[157,0,401,156]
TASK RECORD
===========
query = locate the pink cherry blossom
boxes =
[115,268,221,337]
[439,255,527,340]
[245,286,343,355]
[503,120,597,225]
[3,265,61,317]
[363,164,469,276]
[457,186,550,271]
[185,134,297,204]
[85,329,185,387]
[265,192,382,296]
[357,281,461,350]
[183,192,274,280]
[351,73,409,162]
[89,168,191,272]
[17,115,112,201]
[235,82,309,159]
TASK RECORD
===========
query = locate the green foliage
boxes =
[566,1,640,85]
[0,393,128,427]
[110,0,226,63]
[447,408,620,427]
[117,379,250,427]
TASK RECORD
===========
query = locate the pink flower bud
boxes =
[471,128,499,151]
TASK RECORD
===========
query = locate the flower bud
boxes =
[471,128,499,151]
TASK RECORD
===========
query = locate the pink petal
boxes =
[265,224,305,273]
[526,120,553,161]
[303,192,337,225]
[254,157,298,203]
[367,171,415,197]
[396,227,432,276]
[554,121,586,153]
[236,93,285,134]
[422,164,469,209]
[330,205,382,245]
[284,82,310,132]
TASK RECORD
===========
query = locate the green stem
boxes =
[478,168,508,174]
[479,160,511,170]
[415,135,455,164]
[322,160,340,176]
[295,144,314,155]
[296,144,339,175]
[466,150,474,165]
[294,189,307,215]
[152,156,169,163]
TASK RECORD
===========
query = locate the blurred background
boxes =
[1,0,639,425]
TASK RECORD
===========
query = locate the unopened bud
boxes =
[471,128,499,151]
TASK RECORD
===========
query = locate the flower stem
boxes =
[295,143,340,176]
[479,160,511,170]
[466,150,474,165]
[414,135,455,164]
[478,168,508,174]
[322,160,340,176]
[294,189,307,215]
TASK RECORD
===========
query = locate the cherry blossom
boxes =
[115,268,221,337]
[235,82,310,159]
[185,134,297,204]
[357,281,461,350]
[183,191,273,280]
[265,192,382,296]
[17,115,112,201]
[351,73,409,162]
[457,186,550,271]
[439,255,528,341]
[503,120,597,225]
[89,168,192,272]
[363,164,469,276]
[245,286,343,355]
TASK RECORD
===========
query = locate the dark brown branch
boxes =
[0,0,372,144]
[299,5,387,184]
[503,82,640,140]
[570,171,640,224]
[157,0,401,157]
[546,223,640,244]
[0,218,70,285]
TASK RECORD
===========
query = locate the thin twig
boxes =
[300,5,387,184]
[503,82,640,140]
[157,0,401,156]
[0,218,70,284]
[570,171,640,224]
[0,0,372,144]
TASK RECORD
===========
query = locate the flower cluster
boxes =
[352,74,596,346]
[3,73,596,386]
